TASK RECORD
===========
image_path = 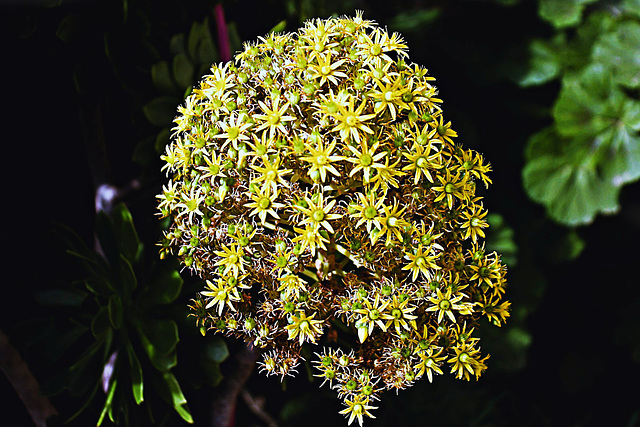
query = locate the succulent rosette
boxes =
[157,11,510,425]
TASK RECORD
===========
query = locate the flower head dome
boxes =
[158,11,510,425]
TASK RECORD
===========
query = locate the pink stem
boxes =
[214,3,232,62]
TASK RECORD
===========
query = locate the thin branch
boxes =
[240,388,278,427]
[0,328,57,427]
[210,343,260,427]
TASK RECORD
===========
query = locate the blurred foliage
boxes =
[23,204,196,425]
[3,0,640,426]
[521,0,640,226]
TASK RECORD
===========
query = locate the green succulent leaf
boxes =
[173,53,195,90]
[139,266,183,306]
[163,372,193,424]
[137,319,179,371]
[188,18,218,64]
[538,0,597,28]
[126,344,145,405]
[111,202,142,265]
[108,295,124,330]
[115,253,137,294]
[592,21,640,88]
[144,96,179,127]
[92,305,113,339]
[206,336,230,363]
[270,20,288,33]
[152,60,180,95]
[97,375,118,427]
[170,32,186,55]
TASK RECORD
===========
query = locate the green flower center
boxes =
[228,254,239,264]
[364,206,378,219]
[439,299,451,310]
[312,209,325,222]
[444,183,456,194]
[360,153,373,166]
[227,127,240,139]
[258,197,271,209]
[369,309,380,320]
[392,308,403,319]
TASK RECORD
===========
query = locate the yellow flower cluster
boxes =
[158,11,509,426]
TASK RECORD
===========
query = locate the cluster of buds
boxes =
[157,11,510,425]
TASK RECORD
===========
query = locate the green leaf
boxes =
[33,289,85,307]
[152,60,180,95]
[140,266,183,306]
[269,20,287,33]
[24,319,88,367]
[154,127,172,154]
[485,213,518,266]
[163,372,193,423]
[108,295,124,330]
[553,64,620,138]
[126,344,144,405]
[111,202,142,265]
[597,100,640,186]
[623,0,640,17]
[538,0,597,28]
[173,53,195,90]
[66,341,104,396]
[518,37,563,86]
[523,145,620,225]
[524,126,564,161]
[169,33,186,56]
[97,375,118,426]
[188,18,218,64]
[551,230,586,262]
[143,96,178,127]
[95,210,120,267]
[206,337,229,363]
[56,13,91,44]
[115,253,137,294]
[389,8,441,33]
[592,21,640,88]
[137,319,179,371]
[92,306,113,339]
